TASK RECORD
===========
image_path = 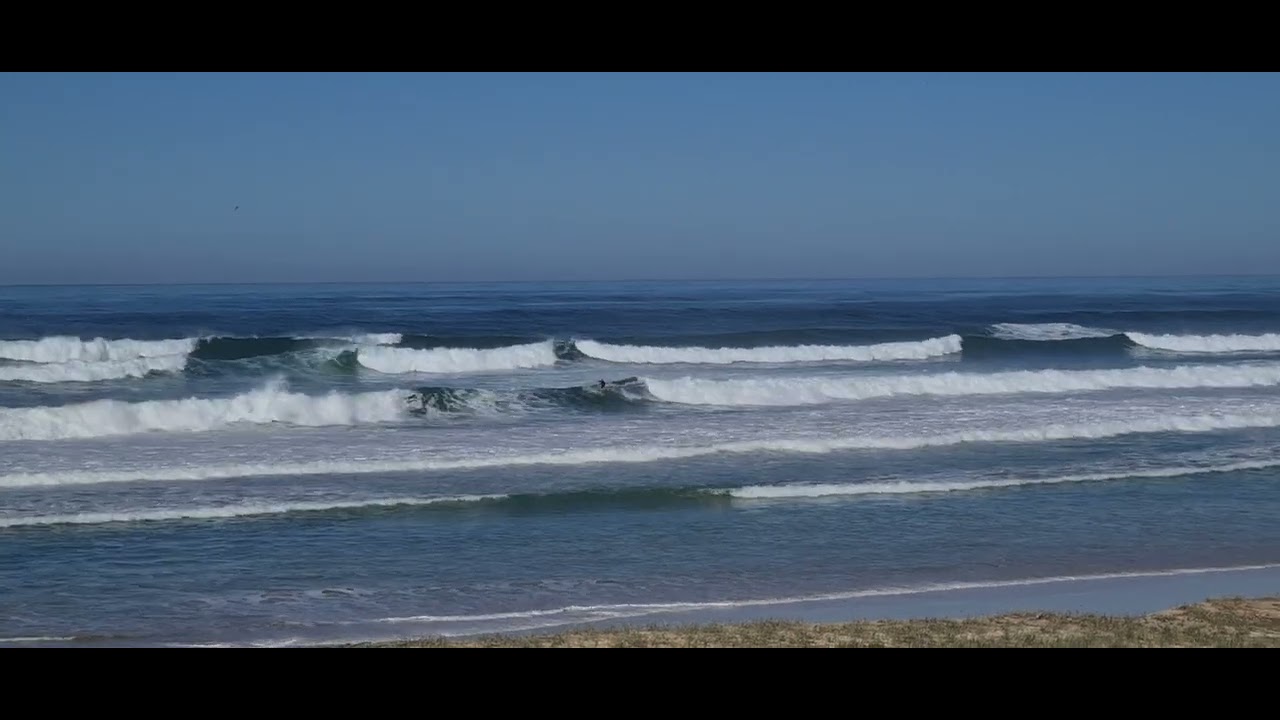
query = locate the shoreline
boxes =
[348,594,1280,647]
[10,563,1277,647]
[337,563,1280,648]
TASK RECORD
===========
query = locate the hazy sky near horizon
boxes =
[3,72,1278,284]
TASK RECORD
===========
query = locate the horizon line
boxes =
[4,271,1280,289]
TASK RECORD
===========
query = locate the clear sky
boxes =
[2,72,1278,284]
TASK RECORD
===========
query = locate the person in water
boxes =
[598,379,606,389]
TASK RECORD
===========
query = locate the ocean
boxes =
[2,276,1279,646]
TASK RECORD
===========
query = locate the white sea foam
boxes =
[0,381,412,441]
[0,336,196,363]
[728,459,1280,499]
[0,495,504,529]
[351,332,403,346]
[357,341,558,374]
[986,325,1280,355]
[5,410,1280,487]
[989,323,1117,341]
[0,332,401,371]
[574,335,962,365]
[297,332,402,346]
[642,363,1280,406]
[0,355,188,383]
[1127,332,1280,353]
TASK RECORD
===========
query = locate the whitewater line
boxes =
[642,362,1280,406]
[573,335,962,365]
[0,495,506,529]
[0,382,414,441]
[7,459,1273,528]
[357,342,559,374]
[728,458,1280,499]
[5,410,1280,488]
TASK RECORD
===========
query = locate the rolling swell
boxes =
[644,362,1280,406]
[7,458,1275,528]
[399,334,553,350]
[191,337,345,361]
[0,489,732,529]
[958,333,1137,361]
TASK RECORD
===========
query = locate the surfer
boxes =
[598,379,606,389]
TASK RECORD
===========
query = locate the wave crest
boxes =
[0,355,188,383]
[1127,332,1280,353]
[643,362,1280,406]
[357,342,559,374]
[989,323,1116,341]
[0,381,412,441]
[0,337,196,363]
[5,409,1280,486]
[574,335,962,365]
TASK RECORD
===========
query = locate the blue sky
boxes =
[2,72,1278,284]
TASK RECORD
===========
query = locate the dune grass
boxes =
[348,596,1280,647]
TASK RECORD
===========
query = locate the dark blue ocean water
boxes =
[3,277,1280,645]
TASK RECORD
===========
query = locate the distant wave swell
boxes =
[7,326,1280,387]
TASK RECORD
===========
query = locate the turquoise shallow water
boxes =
[2,277,1280,645]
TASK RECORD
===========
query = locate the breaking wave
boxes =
[357,341,560,374]
[983,324,1280,356]
[0,333,404,384]
[5,409,1280,487]
[574,335,962,365]
[9,361,1277,442]
[190,333,402,361]
[989,323,1117,341]
[1127,332,1280,354]
[0,337,196,363]
[9,328,1280,386]
[0,381,413,441]
[0,355,188,383]
[389,361,1280,413]
[642,362,1280,406]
